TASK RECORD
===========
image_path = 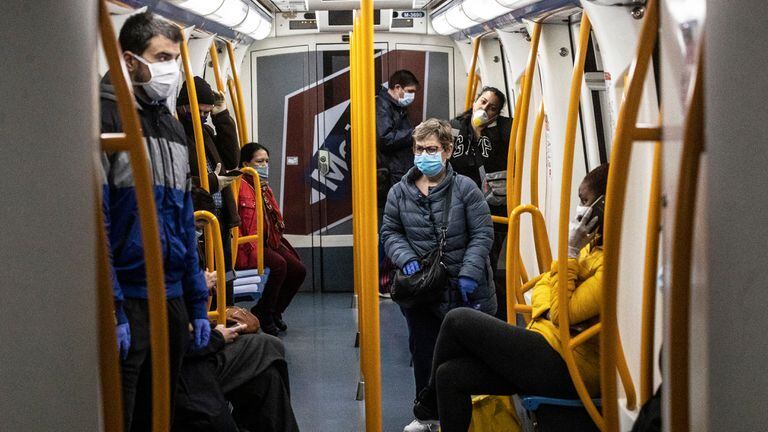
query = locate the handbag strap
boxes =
[437,176,453,249]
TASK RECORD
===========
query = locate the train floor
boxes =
[250,292,416,432]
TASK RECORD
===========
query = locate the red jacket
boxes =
[235,177,297,270]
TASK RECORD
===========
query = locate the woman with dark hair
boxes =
[449,87,512,319]
[411,164,610,432]
[236,142,306,336]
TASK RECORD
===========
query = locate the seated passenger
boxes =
[174,272,300,432]
[236,143,307,336]
[411,164,609,432]
[378,118,495,432]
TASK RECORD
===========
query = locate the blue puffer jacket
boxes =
[381,164,496,315]
[100,77,208,324]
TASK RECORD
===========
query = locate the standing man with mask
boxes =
[376,69,421,191]
[375,70,420,297]
[100,12,210,430]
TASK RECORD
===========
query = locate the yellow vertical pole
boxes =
[209,43,226,93]
[227,42,249,143]
[530,102,545,209]
[639,140,662,405]
[360,1,382,430]
[197,211,227,325]
[228,77,245,145]
[555,14,605,430]
[464,36,482,111]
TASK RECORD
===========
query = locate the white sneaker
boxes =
[403,419,440,432]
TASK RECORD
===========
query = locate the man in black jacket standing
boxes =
[375,70,420,297]
[177,76,241,305]
[375,69,420,193]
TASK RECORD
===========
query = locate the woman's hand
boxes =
[213,323,246,344]
[568,207,599,258]
[458,276,478,303]
[204,271,217,290]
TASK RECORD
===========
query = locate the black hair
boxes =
[119,12,183,55]
[388,70,420,90]
[457,86,508,121]
[583,163,609,198]
[240,142,270,167]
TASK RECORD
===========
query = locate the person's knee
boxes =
[442,308,472,333]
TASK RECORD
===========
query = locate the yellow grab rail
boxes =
[669,45,704,432]
[228,77,245,145]
[227,42,249,144]
[178,26,209,193]
[238,167,265,275]
[530,102,545,208]
[99,1,170,430]
[464,35,482,111]
[195,210,227,325]
[506,204,552,321]
[639,140,662,405]
[95,174,124,432]
[601,0,658,429]
[351,3,383,429]
[209,43,226,95]
[556,13,606,429]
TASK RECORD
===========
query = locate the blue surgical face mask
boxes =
[255,164,269,179]
[414,152,445,177]
[399,91,415,107]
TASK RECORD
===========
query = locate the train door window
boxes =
[312,43,388,293]
[570,18,612,171]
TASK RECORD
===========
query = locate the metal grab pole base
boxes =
[351,293,358,308]
[354,331,360,348]
[356,380,365,401]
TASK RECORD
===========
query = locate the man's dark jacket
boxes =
[181,110,241,229]
[375,86,415,189]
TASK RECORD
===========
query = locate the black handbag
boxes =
[391,181,453,308]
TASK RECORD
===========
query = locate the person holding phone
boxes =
[409,164,609,432]
[174,272,299,432]
[178,76,242,306]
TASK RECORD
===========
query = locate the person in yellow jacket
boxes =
[409,164,609,432]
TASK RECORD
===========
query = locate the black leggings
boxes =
[430,308,578,432]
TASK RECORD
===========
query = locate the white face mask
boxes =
[399,91,415,107]
[472,109,490,127]
[130,53,180,102]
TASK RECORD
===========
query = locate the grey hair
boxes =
[412,118,453,150]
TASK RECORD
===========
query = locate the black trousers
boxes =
[490,228,508,321]
[121,297,190,432]
[401,305,444,398]
[430,308,578,432]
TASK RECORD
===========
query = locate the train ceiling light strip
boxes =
[431,0,516,35]
[170,0,274,39]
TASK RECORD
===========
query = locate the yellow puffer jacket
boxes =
[527,245,602,396]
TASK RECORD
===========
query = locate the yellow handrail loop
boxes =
[600,0,659,429]
[668,43,704,432]
[195,210,227,325]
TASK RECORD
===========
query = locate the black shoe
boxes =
[274,313,287,332]
[260,321,280,337]
[413,386,438,421]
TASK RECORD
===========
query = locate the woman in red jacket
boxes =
[236,142,306,336]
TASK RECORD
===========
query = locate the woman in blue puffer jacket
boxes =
[380,118,495,432]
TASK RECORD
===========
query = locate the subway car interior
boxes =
[2,0,767,431]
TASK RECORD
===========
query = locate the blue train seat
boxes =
[520,396,601,432]
[233,267,269,303]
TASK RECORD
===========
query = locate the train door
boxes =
[310,42,389,292]
[249,45,320,290]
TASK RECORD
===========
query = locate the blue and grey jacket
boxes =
[100,77,208,324]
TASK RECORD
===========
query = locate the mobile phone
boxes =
[588,195,605,233]
[223,169,243,177]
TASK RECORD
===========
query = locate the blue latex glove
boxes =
[192,319,211,350]
[458,276,478,303]
[403,260,421,275]
[116,323,131,360]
